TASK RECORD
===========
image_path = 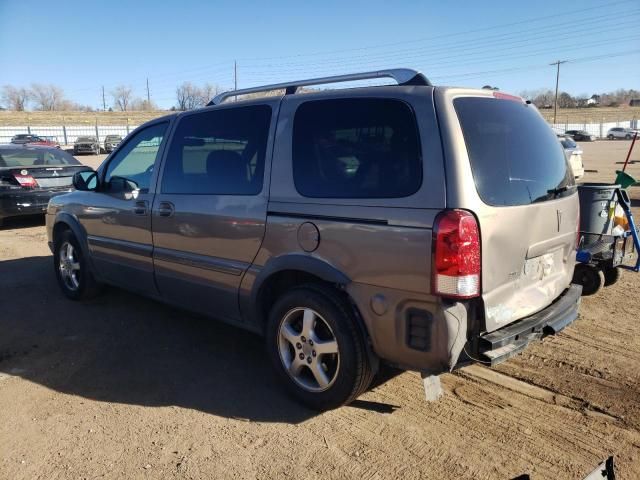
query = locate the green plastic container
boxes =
[615,170,638,188]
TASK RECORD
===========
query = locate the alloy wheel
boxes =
[58,241,81,291]
[277,307,340,392]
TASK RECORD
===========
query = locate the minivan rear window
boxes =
[292,98,422,198]
[455,97,574,206]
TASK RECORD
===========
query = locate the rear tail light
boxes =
[13,173,38,188]
[432,210,481,299]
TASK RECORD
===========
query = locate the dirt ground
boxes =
[1,141,639,479]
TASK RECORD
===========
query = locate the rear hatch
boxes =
[441,91,579,333]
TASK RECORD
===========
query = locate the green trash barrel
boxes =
[577,183,620,247]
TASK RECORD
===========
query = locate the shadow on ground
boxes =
[0,215,45,230]
[0,255,400,423]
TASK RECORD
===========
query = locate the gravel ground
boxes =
[0,140,639,479]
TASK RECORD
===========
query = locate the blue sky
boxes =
[1,0,638,109]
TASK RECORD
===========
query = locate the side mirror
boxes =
[73,170,99,191]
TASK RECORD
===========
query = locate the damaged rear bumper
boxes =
[479,284,582,365]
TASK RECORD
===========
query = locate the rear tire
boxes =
[266,284,374,411]
[607,134,614,140]
[603,267,621,287]
[53,230,101,300]
[572,264,604,296]
[626,134,632,140]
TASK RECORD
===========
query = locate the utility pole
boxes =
[234,60,237,102]
[146,78,151,106]
[102,86,106,111]
[550,60,567,125]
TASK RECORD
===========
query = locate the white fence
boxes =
[549,119,637,137]
[0,125,139,145]
[0,118,638,145]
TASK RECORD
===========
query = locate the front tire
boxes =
[266,284,374,410]
[53,230,101,300]
[608,135,614,140]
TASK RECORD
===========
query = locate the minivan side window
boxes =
[292,98,422,198]
[104,122,168,191]
[161,105,272,195]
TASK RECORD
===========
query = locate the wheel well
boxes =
[257,270,331,328]
[52,221,71,243]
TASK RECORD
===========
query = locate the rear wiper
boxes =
[547,185,573,195]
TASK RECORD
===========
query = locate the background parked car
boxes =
[0,145,88,226]
[558,135,584,180]
[607,127,635,140]
[564,130,595,142]
[10,134,37,144]
[104,135,123,153]
[73,136,100,155]
[28,135,61,148]
[11,134,61,148]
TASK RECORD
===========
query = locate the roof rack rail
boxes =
[208,68,431,106]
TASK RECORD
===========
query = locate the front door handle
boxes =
[157,201,175,217]
[133,200,149,215]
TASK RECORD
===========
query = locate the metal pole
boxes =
[102,86,106,111]
[550,60,567,125]
[146,78,151,106]
[234,61,237,102]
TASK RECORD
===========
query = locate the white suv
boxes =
[607,127,635,140]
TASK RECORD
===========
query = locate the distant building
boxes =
[587,98,599,105]
[630,99,640,107]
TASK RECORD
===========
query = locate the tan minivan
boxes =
[47,69,581,410]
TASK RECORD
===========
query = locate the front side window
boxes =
[292,98,422,198]
[161,105,271,195]
[104,122,168,191]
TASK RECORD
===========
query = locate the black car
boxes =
[564,130,595,141]
[0,145,89,226]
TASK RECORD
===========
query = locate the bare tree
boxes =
[521,88,555,108]
[1,85,30,110]
[130,97,157,111]
[30,84,65,111]
[199,83,219,105]
[111,85,133,111]
[175,82,202,110]
[557,92,576,109]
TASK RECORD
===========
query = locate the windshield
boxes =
[455,96,574,206]
[106,136,121,141]
[77,137,95,142]
[0,148,81,167]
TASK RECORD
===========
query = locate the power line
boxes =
[233,0,638,63]
[60,1,638,96]
[243,11,640,72]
